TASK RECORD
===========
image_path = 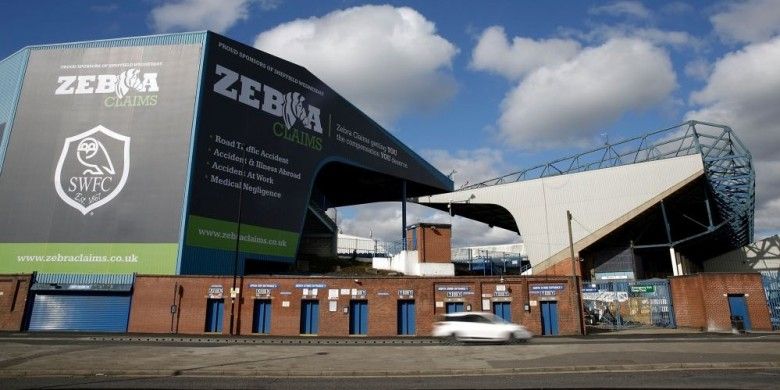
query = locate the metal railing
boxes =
[451,248,531,275]
[460,120,754,248]
[337,237,403,258]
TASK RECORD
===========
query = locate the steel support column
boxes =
[401,180,407,251]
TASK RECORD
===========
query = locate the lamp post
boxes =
[567,210,586,335]
[229,144,248,336]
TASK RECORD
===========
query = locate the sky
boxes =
[2,0,779,247]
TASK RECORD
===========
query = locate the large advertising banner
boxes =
[0,44,202,274]
[183,34,450,272]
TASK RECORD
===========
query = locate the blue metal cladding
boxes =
[349,300,368,335]
[252,299,272,334]
[493,302,511,322]
[28,32,206,52]
[300,300,319,334]
[445,302,464,314]
[397,300,415,335]
[541,301,559,336]
[27,293,130,332]
[204,298,224,333]
[762,272,780,330]
[728,294,751,331]
[180,246,294,275]
[0,49,30,173]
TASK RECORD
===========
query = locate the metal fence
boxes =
[451,248,531,275]
[762,271,780,330]
[583,279,675,329]
[337,237,403,258]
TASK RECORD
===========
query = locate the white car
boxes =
[432,312,532,343]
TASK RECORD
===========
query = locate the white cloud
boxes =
[254,5,458,125]
[422,148,506,189]
[589,1,653,19]
[257,0,281,11]
[498,38,676,149]
[470,26,581,80]
[564,24,702,50]
[689,37,780,158]
[711,0,780,44]
[686,37,780,235]
[150,0,257,33]
[684,58,712,80]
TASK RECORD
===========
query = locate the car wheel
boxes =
[445,334,460,345]
[503,332,514,344]
[512,331,529,344]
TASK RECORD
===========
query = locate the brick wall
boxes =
[670,273,771,332]
[0,274,31,331]
[418,225,451,263]
[129,275,581,337]
[538,257,583,276]
[129,275,235,334]
[407,224,451,264]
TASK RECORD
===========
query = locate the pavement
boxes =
[0,329,778,378]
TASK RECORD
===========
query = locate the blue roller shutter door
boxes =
[252,299,272,334]
[349,300,368,335]
[493,302,511,322]
[204,299,224,333]
[397,300,415,335]
[300,300,319,334]
[27,293,131,332]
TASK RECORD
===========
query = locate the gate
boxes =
[582,278,675,329]
[540,301,559,335]
[397,300,415,335]
[300,300,319,334]
[762,272,780,330]
[252,299,272,334]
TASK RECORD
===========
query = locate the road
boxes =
[0,332,778,389]
[3,369,780,389]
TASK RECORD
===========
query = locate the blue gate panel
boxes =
[28,293,130,333]
[762,273,780,330]
[493,302,511,322]
[300,300,319,334]
[541,301,559,336]
[252,299,271,334]
[728,294,751,331]
[350,300,368,335]
[204,299,224,333]
[445,302,464,314]
[397,300,415,335]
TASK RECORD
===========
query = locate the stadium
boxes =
[0,31,776,336]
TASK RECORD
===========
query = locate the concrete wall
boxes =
[0,274,31,331]
[128,275,580,337]
[670,273,771,332]
[704,235,780,272]
[420,155,704,272]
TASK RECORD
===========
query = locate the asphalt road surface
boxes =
[3,369,780,389]
[1,332,778,389]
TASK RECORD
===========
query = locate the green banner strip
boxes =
[185,215,298,257]
[0,243,178,274]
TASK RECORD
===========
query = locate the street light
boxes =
[229,144,248,336]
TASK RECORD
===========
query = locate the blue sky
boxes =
[2,0,779,245]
